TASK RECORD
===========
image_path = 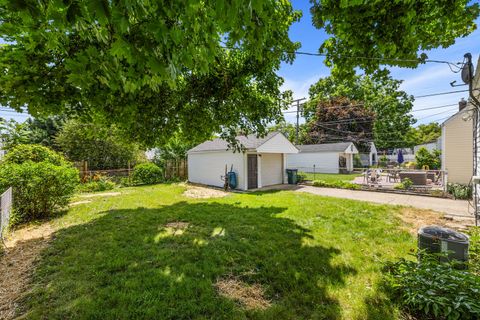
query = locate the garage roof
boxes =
[296,142,356,153]
[188,132,280,153]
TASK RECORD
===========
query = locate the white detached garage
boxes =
[286,142,359,173]
[188,132,298,190]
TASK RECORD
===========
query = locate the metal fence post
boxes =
[313,164,316,181]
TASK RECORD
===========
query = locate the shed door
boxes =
[247,154,258,189]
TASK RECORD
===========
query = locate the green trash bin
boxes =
[286,169,298,184]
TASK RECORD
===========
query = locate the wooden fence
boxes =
[74,160,187,181]
[164,159,188,180]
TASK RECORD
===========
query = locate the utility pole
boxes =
[464,53,480,226]
[292,97,306,145]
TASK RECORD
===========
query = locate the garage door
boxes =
[261,153,283,186]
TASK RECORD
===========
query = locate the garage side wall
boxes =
[188,151,245,190]
[286,152,339,173]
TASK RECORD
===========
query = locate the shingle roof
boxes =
[296,142,352,153]
[188,132,280,153]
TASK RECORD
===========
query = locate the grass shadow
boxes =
[19,201,355,319]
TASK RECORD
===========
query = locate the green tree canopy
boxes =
[305,74,415,149]
[310,0,479,75]
[55,119,144,170]
[405,122,442,147]
[0,1,300,146]
[267,121,307,144]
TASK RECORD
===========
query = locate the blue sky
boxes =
[2,1,479,126]
[280,1,480,126]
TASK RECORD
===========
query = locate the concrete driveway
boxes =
[295,185,473,220]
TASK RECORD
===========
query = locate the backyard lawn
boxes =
[301,172,361,182]
[17,184,414,319]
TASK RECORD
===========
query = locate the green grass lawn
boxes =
[300,172,361,182]
[19,184,414,320]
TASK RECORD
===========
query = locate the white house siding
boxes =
[257,133,299,153]
[442,109,473,184]
[260,153,283,186]
[286,152,339,173]
[188,151,245,189]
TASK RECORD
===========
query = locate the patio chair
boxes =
[387,169,400,182]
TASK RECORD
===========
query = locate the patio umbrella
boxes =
[397,149,404,164]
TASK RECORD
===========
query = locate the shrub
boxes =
[77,175,116,193]
[313,180,360,190]
[296,172,307,183]
[2,144,66,166]
[0,162,79,225]
[467,227,480,275]
[447,183,472,200]
[131,162,163,185]
[394,178,413,190]
[415,147,441,170]
[353,154,363,168]
[383,255,480,320]
[379,155,388,167]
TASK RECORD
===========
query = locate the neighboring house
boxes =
[358,142,378,167]
[187,132,298,190]
[414,138,441,154]
[441,99,474,184]
[286,142,359,174]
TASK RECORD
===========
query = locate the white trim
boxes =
[257,154,262,188]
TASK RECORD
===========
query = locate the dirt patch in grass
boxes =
[78,192,121,198]
[69,200,92,206]
[215,277,271,311]
[398,208,472,234]
[0,223,54,319]
[183,186,228,199]
[165,221,189,229]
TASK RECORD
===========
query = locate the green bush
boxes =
[296,172,307,183]
[383,255,480,320]
[467,227,480,275]
[379,155,388,167]
[77,175,116,193]
[447,183,472,200]
[2,144,66,166]
[0,162,79,225]
[353,154,363,168]
[131,162,163,185]
[394,178,413,190]
[313,179,360,190]
[415,147,441,170]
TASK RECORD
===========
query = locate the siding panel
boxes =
[188,151,245,189]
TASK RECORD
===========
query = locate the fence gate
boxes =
[0,187,13,238]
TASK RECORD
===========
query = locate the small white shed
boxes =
[187,132,298,190]
[286,142,359,173]
[359,142,378,167]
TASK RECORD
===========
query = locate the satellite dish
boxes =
[462,62,474,84]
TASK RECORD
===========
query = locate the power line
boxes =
[411,104,458,112]
[220,44,463,69]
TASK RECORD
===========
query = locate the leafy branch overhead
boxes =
[310,0,480,75]
[0,0,300,145]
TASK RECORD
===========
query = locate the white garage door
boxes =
[261,153,283,186]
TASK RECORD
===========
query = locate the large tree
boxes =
[0,1,300,146]
[310,0,479,75]
[305,74,415,149]
[405,122,442,147]
[55,119,143,170]
[303,97,375,146]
